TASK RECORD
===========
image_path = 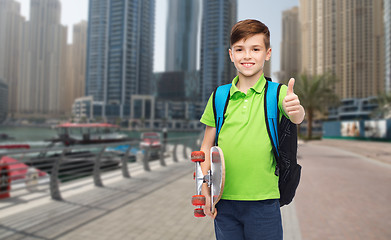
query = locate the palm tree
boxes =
[372,92,391,119]
[294,73,339,139]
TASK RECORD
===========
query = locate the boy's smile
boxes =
[241,62,255,68]
[229,33,271,82]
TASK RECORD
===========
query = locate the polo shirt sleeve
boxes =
[278,84,290,119]
[200,92,216,127]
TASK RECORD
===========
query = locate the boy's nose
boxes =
[244,50,252,59]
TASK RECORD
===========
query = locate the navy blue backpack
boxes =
[212,77,301,207]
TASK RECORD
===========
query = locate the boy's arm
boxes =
[283,78,305,124]
[200,125,217,219]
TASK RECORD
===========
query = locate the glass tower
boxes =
[385,0,391,93]
[200,0,237,103]
[165,0,199,72]
[86,0,155,119]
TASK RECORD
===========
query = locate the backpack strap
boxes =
[264,80,283,161]
[212,84,231,146]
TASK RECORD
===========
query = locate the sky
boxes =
[14,0,299,78]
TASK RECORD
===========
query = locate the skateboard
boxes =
[191,146,225,217]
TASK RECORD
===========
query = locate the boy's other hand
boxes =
[283,78,305,124]
[204,196,217,219]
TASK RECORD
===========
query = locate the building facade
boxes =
[280,6,300,84]
[86,0,155,120]
[0,0,24,117]
[200,0,237,103]
[0,79,8,123]
[17,0,67,117]
[64,21,88,114]
[385,0,391,93]
[165,0,199,72]
[163,0,201,105]
[299,0,385,99]
[72,21,88,102]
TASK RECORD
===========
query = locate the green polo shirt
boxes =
[200,74,288,201]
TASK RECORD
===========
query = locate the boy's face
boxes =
[229,33,271,80]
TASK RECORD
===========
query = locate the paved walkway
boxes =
[0,146,301,240]
[309,139,391,165]
[295,140,391,240]
[1,139,390,239]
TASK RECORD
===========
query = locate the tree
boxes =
[372,92,391,119]
[294,73,339,139]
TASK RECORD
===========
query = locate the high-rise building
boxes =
[165,0,199,72]
[164,0,200,102]
[0,0,24,117]
[385,0,391,93]
[0,79,8,123]
[200,0,237,102]
[300,0,385,99]
[86,0,155,119]
[263,57,272,79]
[62,43,74,115]
[280,7,300,83]
[299,0,316,77]
[65,20,88,112]
[18,0,67,117]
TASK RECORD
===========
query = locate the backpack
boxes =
[212,77,301,207]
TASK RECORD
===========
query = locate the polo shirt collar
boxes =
[230,74,266,97]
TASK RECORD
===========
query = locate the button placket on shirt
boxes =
[242,94,250,116]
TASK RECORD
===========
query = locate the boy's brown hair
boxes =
[230,19,270,49]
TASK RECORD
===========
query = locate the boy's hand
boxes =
[283,78,305,124]
[204,195,218,219]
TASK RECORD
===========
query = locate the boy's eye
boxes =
[253,48,260,51]
[235,48,242,52]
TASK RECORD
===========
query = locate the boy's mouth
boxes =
[241,63,255,68]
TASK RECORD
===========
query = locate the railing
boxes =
[0,135,201,210]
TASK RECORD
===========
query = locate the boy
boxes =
[199,19,305,239]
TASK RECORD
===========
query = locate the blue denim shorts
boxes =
[214,199,283,240]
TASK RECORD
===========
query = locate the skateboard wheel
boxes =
[191,151,205,162]
[194,208,206,217]
[211,152,220,163]
[192,195,206,206]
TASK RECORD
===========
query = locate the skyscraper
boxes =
[200,0,237,103]
[280,7,300,83]
[63,20,88,114]
[385,0,391,93]
[0,0,24,117]
[300,0,385,99]
[0,79,8,123]
[165,0,199,72]
[72,21,88,102]
[86,0,155,119]
[18,0,67,116]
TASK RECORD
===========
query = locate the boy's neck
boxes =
[236,71,264,93]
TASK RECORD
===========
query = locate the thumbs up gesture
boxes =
[283,78,305,124]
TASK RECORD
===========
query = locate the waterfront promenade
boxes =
[1,140,390,239]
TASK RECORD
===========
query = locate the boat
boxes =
[49,123,132,146]
[41,123,133,178]
[105,144,138,162]
[0,144,49,199]
[0,133,15,141]
[0,144,30,150]
[139,132,162,159]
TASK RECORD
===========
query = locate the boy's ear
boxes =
[228,48,234,62]
[266,48,272,61]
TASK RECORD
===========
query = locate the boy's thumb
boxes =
[287,78,295,94]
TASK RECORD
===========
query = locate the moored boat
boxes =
[50,123,132,146]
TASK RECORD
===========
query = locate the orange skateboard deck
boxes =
[191,146,225,217]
